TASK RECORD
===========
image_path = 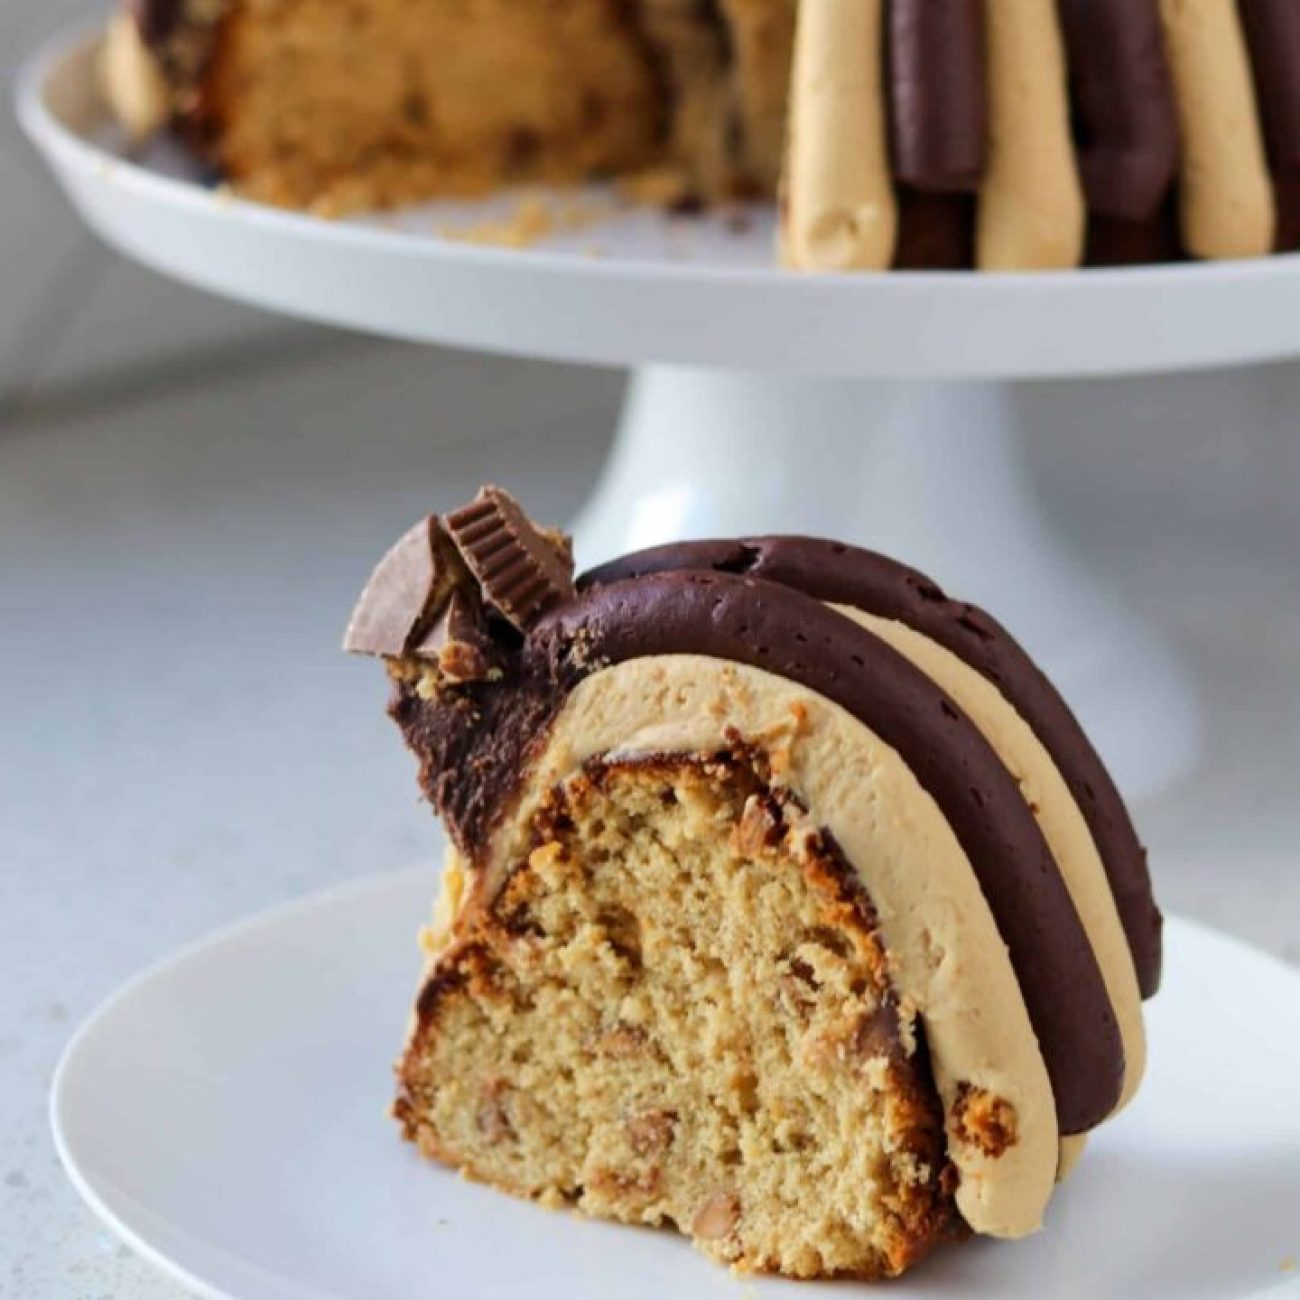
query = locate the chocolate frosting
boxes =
[132,0,186,46]
[125,0,232,156]
[1056,0,1180,223]
[394,567,1124,1133]
[1274,176,1300,254]
[583,538,1161,1000]
[1241,0,1300,175]
[1240,0,1300,252]
[894,192,976,270]
[1086,200,1183,268]
[887,0,987,193]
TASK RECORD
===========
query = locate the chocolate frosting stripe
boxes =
[893,192,977,270]
[583,538,1161,999]
[133,0,186,45]
[887,0,987,193]
[1274,177,1300,254]
[531,572,1123,1133]
[1240,0,1300,252]
[1086,200,1183,268]
[1056,0,1180,222]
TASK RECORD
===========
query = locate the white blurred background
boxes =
[2,5,1299,1297]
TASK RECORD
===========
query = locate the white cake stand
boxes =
[22,28,1300,801]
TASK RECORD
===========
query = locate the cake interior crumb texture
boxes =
[195,0,795,213]
[211,0,664,212]
[397,755,964,1278]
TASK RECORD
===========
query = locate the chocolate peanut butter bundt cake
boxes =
[104,0,1300,268]
[346,487,1159,1279]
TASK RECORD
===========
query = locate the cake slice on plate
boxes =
[345,487,1159,1279]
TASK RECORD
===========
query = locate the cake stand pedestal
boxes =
[572,368,1200,802]
[23,28,1300,801]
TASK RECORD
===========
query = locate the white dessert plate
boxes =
[52,863,1300,1300]
[18,27,1300,377]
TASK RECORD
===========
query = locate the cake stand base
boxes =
[572,368,1201,804]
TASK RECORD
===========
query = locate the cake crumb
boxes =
[1282,1256,1297,1273]
[951,1084,1018,1157]
[618,165,694,209]
[436,193,611,249]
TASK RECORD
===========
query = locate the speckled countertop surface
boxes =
[3,338,1299,1298]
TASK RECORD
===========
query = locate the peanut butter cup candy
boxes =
[347,488,1159,1279]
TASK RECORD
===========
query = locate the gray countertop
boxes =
[3,334,1299,1298]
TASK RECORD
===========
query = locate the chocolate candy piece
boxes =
[887,0,987,192]
[1057,0,1179,222]
[344,517,448,658]
[414,587,499,684]
[444,486,576,633]
[1240,0,1300,251]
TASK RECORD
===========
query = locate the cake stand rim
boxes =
[18,24,1300,379]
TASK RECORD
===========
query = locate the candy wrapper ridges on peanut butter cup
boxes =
[343,488,575,660]
[444,486,576,632]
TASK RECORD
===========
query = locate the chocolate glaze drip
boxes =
[1240,0,1300,252]
[394,568,1124,1133]
[1057,0,1179,223]
[887,0,987,193]
[584,538,1161,1000]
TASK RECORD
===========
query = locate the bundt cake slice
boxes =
[345,488,1159,1280]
